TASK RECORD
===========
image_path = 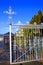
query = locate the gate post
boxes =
[9,23,12,64]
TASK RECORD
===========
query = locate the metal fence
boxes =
[9,23,43,64]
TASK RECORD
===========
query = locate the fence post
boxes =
[9,23,12,64]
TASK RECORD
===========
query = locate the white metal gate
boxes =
[9,23,43,64]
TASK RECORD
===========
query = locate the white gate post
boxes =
[9,23,12,64]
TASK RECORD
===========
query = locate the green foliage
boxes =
[14,10,43,46]
[30,10,42,24]
[23,28,29,38]
[22,10,42,46]
[16,36,24,45]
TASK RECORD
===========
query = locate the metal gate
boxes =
[9,23,43,64]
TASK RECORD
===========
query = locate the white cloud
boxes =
[26,21,29,25]
[15,20,22,25]
[14,20,22,32]
[15,28,19,31]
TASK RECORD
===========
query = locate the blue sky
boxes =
[0,0,43,34]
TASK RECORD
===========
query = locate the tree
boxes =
[30,10,42,24]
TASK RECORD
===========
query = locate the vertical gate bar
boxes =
[24,40,25,54]
[31,28,32,60]
[32,29,33,60]
[14,39,16,61]
[32,29,34,59]
[39,27,42,59]
[29,36,31,60]
[41,23,43,59]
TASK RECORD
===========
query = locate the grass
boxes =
[0,61,43,65]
